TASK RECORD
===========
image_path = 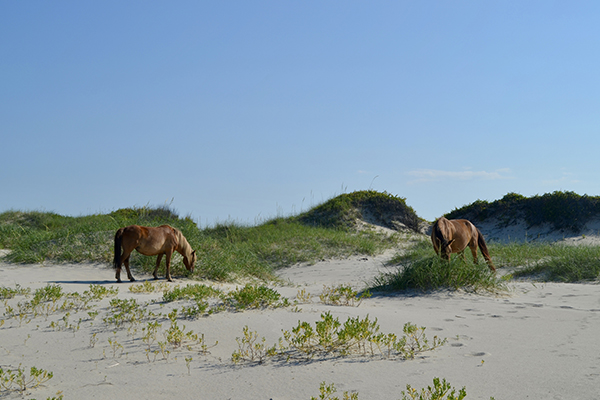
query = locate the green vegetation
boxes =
[490,242,600,282]
[371,241,506,293]
[401,377,467,400]
[297,190,422,231]
[446,191,600,232]
[4,190,600,287]
[232,312,446,363]
[0,193,403,282]
[311,382,358,400]
[309,377,485,400]
[319,284,371,306]
[0,365,54,393]
[0,284,30,299]
[375,239,600,288]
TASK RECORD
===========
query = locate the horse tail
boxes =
[476,227,496,271]
[113,228,124,269]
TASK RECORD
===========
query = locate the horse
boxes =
[113,225,197,282]
[431,217,496,272]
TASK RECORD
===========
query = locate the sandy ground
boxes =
[1,251,600,400]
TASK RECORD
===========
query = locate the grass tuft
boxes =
[371,241,505,293]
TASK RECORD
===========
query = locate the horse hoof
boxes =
[129,278,136,282]
[116,279,122,283]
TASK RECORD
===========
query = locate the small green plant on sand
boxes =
[0,364,53,393]
[107,332,124,358]
[311,382,358,400]
[129,281,170,294]
[296,288,312,303]
[185,356,193,375]
[232,313,445,364]
[0,284,31,300]
[400,377,466,400]
[232,326,279,364]
[222,284,289,310]
[319,285,371,307]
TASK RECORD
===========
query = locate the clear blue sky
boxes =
[2,1,600,226]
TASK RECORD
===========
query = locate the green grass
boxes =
[0,200,400,282]
[296,190,423,231]
[370,241,505,293]
[490,242,600,282]
[372,240,600,291]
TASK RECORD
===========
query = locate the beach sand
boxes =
[1,251,600,399]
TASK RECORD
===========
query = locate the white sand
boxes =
[1,251,600,399]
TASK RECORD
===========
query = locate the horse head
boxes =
[183,250,197,273]
[439,238,455,260]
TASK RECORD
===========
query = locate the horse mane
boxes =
[172,227,193,258]
[433,217,452,242]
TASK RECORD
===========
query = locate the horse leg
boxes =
[115,264,122,283]
[124,256,135,282]
[165,251,173,282]
[467,242,478,264]
[153,254,163,280]
[115,252,132,283]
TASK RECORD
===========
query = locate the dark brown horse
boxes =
[113,225,197,282]
[431,217,495,272]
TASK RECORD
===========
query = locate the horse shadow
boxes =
[48,277,157,285]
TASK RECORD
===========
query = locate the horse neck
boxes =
[435,218,453,241]
[175,231,192,259]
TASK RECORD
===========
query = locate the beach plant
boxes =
[83,284,119,300]
[319,285,371,307]
[222,284,289,311]
[0,284,30,300]
[185,356,193,375]
[296,288,312,303]
[281,313,445,361]
[372,242,505,293]
[32,284,65,304]
[400,377,466,400]
[232,313,445,364]
[162,283,221,317]
[142,320,162,350]
[231,325,279,364]
[107,332,124,358]
[89,332,99,348]
[104,298,154,329]
[157,341,171,361]
[0,364,53,393]
[509,244,600,282]
[129,281,170,294]
[310,382,359,400]
[162,283,222,302]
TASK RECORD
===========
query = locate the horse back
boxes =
[120,225,178,255]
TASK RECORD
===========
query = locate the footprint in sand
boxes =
[465,351,488,357]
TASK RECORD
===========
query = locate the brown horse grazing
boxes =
[113,225,197,282]
[431,217,495,272]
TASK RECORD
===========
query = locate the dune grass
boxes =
[0,206,400,282]
[489,242,600,282]
[370,241,505,293]
[371,239,600,292]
